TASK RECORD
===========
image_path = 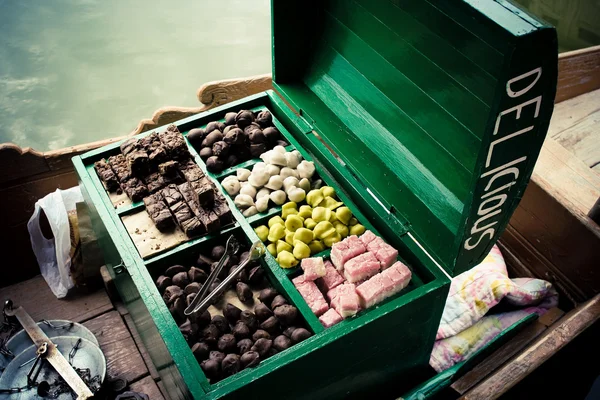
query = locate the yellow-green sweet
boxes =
[333,221,349,238]
[348,217,358,226]
[276,240,292,254]
[306,189,324,207]
[312,207,332,223]
[321,196,343,210]
[314,221,336,239]
[293,228,313,244]
[285,215,304,232]
[282,207,298,219]
[285,230,295,245]
[349,224,366,236]
[277,250,298,269]
[298,205,313,219]
[336,207,353,225]
[308,240,325,254]
[323,232,342,247]
[321,186,336,198]
[267,223,285,242]
[329,212,339,223]
[268,216,285,228]
[304,218,317,230]
[282,201,297,211]
[292,241,311,260]
[254,225,269,242]
[267,243,277,256]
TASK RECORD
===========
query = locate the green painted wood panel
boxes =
[272,0,557,275]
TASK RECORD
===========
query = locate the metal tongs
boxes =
[184,235,266,316]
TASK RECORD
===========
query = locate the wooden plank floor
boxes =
[0,275,167,399]
[550,88,600,173]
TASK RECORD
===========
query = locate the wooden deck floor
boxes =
[0,275,167,399]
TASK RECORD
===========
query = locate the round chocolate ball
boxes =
[206,156,224,173]
[199,147,212,160]
[224,112,237,126]
[263,126,280,143]
[235,110,255,128]
[187,128,207,148]
[223,127,245,145]
[212,141,230,158]
[201,130,224,148]
[256,110,273,127]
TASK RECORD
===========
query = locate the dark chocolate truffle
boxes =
[240,310,258,332]
[187,128,207,147]
[201,359,220,381]
[235,110,255,128]
[211,245,226,259]
[248,266,265,286]
[271,295,288,310]
[212,141,230,158]
[258,288,278,306]
[273,335,291,351]
[249,143,267,158]
[156,275,172,291]
[165,265,186,278]
[190,309,212,328]
[202,324,220,346]
[254,303,273,322]
[249,129,266,144]
[223,303,242,324]
[206,156,224,173]
[221,354,240,377]
[212,315,231,334]
[172,272,190,289]
[224,112,237,126]
[205,121,222,134]
[236,282,253,303]
[250,338,272,358]
[256,110,272,127]
[263,126,280,143]
[163,285,183,305]
[188,267,208,283]
[223,128,245,145]
[252,329,271,341]
[217,334,237,353]
[192,342,210,362]
[274,305,298,326]
[202,130,224,148]
[260,316,280,335]
[199,147,213,160]
[240,351,260,369]
[184,282,201,295]
[237,338,253,355]
[232,321,251,340]
[291,328,312,344]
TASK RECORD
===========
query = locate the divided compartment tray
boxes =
[73,91,450,399]
[143,226,319,391]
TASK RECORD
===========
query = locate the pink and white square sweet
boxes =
[373,243,399,270]
[359,230,378,246]
[335,293,360,318]
[319,308,343,328]
[292,275,305,286]
[356,274,394,308]
[301,257,327,281]
[327,282,356,303]
[343,252,380,283]
[366,236,385,253]
[331,236,366,271]
[294,280,329,316]
[382,261,412,289]
[317,261,345,293]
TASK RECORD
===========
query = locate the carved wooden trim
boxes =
[129,73,272,137]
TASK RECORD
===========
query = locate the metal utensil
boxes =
[188,240,266,316]
[184,235,240,316]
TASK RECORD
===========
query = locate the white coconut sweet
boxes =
[297,160,316,179]
[221,177,240,196]
[234,194,254,209]
[256,188,271,200]
[248,171,270,187]
[270,190,286,205]
[273,145,287,154]
[283,176,300,193]
[242,206,258,217]
[266,164,281,176]
[285,151,302,169]
[298,178,311,192]
[236,168,251,181]
[255,196,270,213]
[264,175,283,191]
[269,152,287,167]
[280,167,298,180]
[288,187,306,203]
[240,184,257,198]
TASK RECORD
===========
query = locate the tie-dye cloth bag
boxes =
[429,245,558,372]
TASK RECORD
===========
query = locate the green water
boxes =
[0,0,271,151]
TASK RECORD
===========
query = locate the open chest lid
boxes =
[270,0,557,277]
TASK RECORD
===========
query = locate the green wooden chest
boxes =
[72,1,557,398]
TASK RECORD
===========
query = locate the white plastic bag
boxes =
[27,187,83,298]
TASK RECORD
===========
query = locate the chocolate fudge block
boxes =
[148,146,168,167]
[127,149,149,176]
[139,132,160,150]
[180,216,204,236]
[143,172,167,194]
[107,154,132,182]
[120,177,148,202]
[178,182,220,233]
[213,191,233,224]
[159,160,179,176]
[143,193,174,231]
[197,207,220,234]
[158,125,190,160]
[94,159,119,192]
[179,161,205,182]
[170,201,194,225]
[192,178,215,207]
[161,184,183,207]
[177,182,201,215]
[120,138,139,156]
